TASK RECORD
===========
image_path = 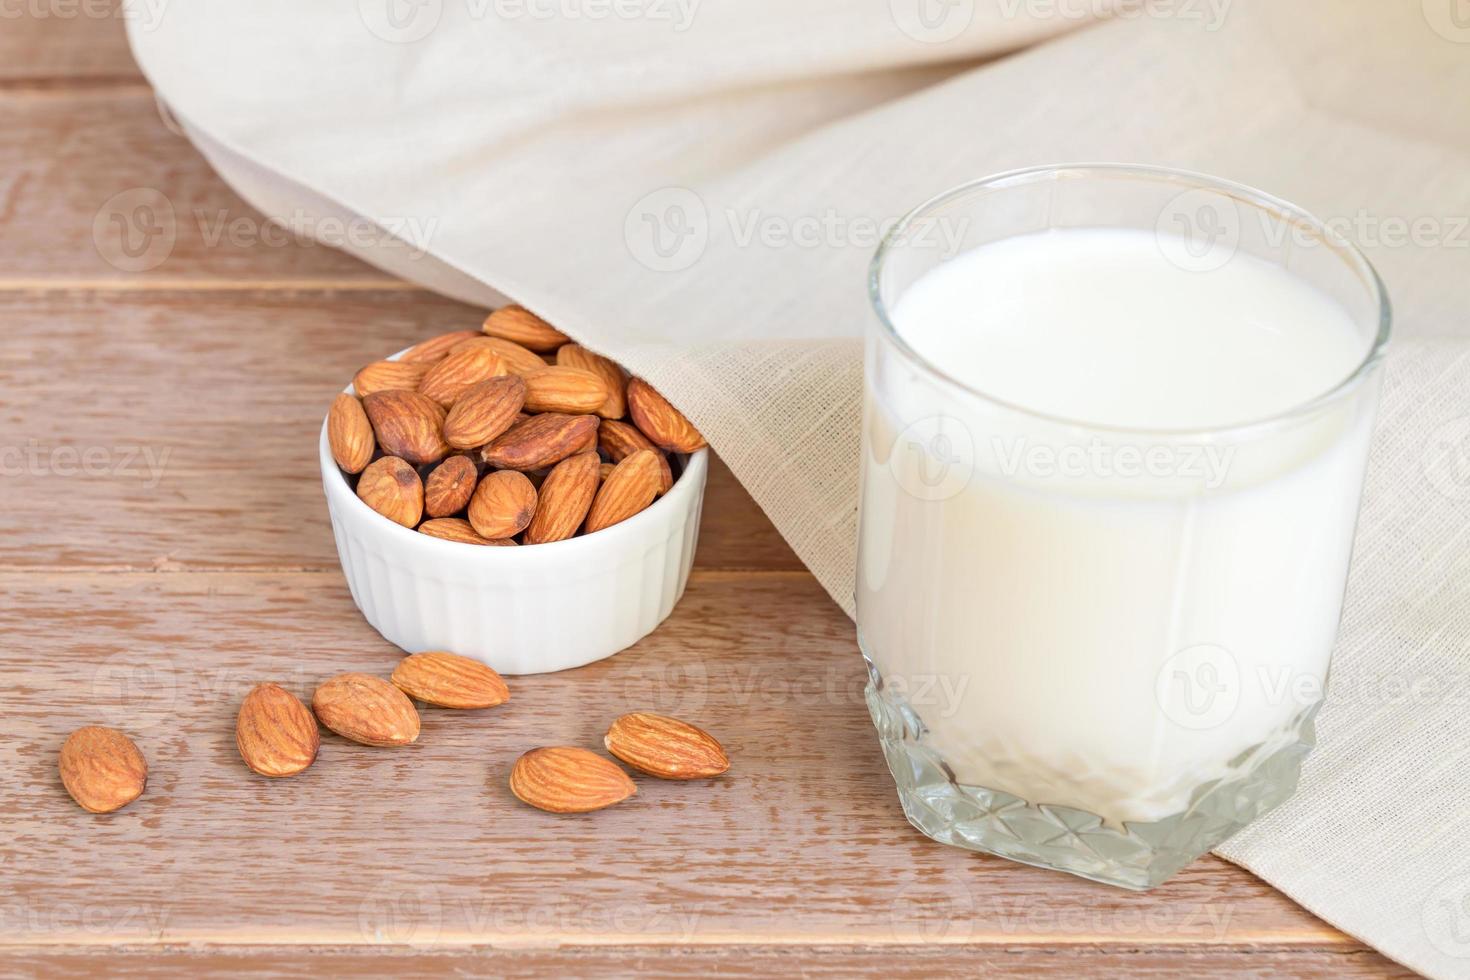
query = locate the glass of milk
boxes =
[858,165,1390,890]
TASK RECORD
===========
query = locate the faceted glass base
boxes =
[863,657,1318,890]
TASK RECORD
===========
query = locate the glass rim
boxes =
[867,163,1393,440]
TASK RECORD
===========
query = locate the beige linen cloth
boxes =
[129,1,1470,973]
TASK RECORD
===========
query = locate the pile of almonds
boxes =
[329,306,707,544]
[58,651,726,815]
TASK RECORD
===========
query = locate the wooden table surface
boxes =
[0,11,1414,978]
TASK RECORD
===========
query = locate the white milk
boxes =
[858,227,1377,826]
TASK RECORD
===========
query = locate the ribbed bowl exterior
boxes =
[320,419,707,675]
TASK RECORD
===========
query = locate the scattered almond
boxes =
[363,389,451,466]
[418,517,517,545]
[480,413,599,471]
[392,652,510,709]
[236,683,320,778]
[585,449,662,533]
[509,747,636,813]
[467,469,538,539]
[312,673,421,747]
[401,329,480,363]
[604,712,729,780]
[522,366,608,415]
[556,344,626,418]
[418,344,506,409]
[353,359,429,398]
[58,726,147,813]
[627,378,707,453]
[598,419,674,494]
[356,456,424,528]
[443,374,526,449]
[524,451,600,544]
[327,393,375,474]
[482,304,571,352]
[423,455,479,518]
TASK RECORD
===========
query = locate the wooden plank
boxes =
[0,572,1349,950]
[0,2,141,83]
[0,289,801,573]
[0,945,1416,978]
[0,90,396,286]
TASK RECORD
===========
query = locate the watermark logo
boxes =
[624,187,709,272]
[359,0,443,43]
[1156,188,1240,273]
[619,656,709,716]
[1155,643,1240,730]
[1424,415,1470,500]
[889,415,975,502]
[1423,0,1470,43]
[358,879,443,945]
[992,435,1235,488]
[93,187,176,273]
[91,653,179,732]
[0,441,171,489]
[890,0,974,43]
[1424,874,1470,958]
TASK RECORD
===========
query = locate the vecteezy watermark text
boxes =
[1,442,170,489]
[992,435,1236,488]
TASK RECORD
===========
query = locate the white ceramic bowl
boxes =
[319,399,708,675]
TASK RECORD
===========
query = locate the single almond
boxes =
[598,419,674,494]
[443,375,526,449]
[524,451,600,544]
[584,449,662,534]
[467,469,538,539]
[521,366,608,415]
[605,712,729,780]
[236,683,320,778]
[312,673,420,747]
[423,455,479,518]
[556,344,626,418]
[509,747,636,813]
[480,413,599,471]
[356,456,424,527]
[455,336,547,377]
[363,389,451,466]
[627,378,707,453]
[482,305,571,352]
[418,517,517,545]
[418,345,506,408]
[328,393,375,474]
[58,726,147,813]
[353,359,429,397]
[392,652,510,709]
[401,329,480,363]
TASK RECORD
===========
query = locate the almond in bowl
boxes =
[319,306,710,676]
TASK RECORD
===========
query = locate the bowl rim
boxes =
[320,350,709,559]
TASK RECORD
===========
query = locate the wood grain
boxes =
[1,572,1337,949]
[0,0,141,83]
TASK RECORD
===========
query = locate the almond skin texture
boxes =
[598,419,674,494]
[59,726,147,813]
[418,518,517,545]
[455,336,547,377]
[312,673,421,747]
[482,305,571,352]
[418,345,506,409]
[356,456,424,528]
[363,389,451,466]
[236,683,320,778]
[467,469,538,539]
[401,330,480,363]
[353,360,429,397]
[556,344,626,418]
[509,747,636,813]
[605,712,729,780]
[480,413,599,471]
[627,378,707,453]
[423,455,479,518]
[524,451,600,544]
[328,393,375,474]
[585,450,662,534]
[443,375,527,449]
[392,652,509,709]
[521,366,608,415]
